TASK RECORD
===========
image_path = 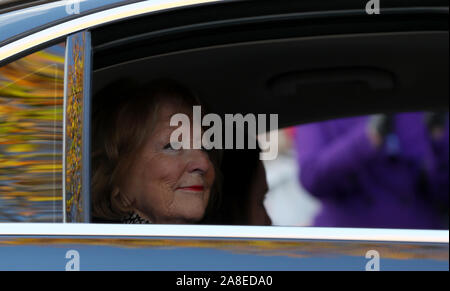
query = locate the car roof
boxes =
[0,0,139,45]
[0,0,56,12]
[1,0,449,50]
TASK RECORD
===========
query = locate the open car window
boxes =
[0,0,448,272]
[90,24,448,229]
[0,0,447,231]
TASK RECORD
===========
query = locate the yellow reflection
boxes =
[0,43,65,222]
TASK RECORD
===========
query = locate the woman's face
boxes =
[120,98,215,224]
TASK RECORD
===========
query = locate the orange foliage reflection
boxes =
[0,43,65,222]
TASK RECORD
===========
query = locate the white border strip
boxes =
[0,224,448,243]
[0,0,220,61]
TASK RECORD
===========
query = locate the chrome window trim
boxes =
[63,31,92,223]
[62,37,69,223]
[0,0,133,45]
[0,224,448,243]
[82,31,92,223]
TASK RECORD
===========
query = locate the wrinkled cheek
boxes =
[137,174,168,214]
[138,183,161,214]
[156,160,184,190]
[162,180,179,208]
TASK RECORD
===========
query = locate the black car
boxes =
[0,0,448,271]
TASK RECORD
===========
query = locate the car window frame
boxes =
[62,31,92,222]
[0,0,448,246]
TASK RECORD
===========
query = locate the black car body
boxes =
[0,0,448,271]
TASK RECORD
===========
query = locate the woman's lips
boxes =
[177,185,204,192]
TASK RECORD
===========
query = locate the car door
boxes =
[0,0,448,271]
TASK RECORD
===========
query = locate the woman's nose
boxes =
[186,149,211,175]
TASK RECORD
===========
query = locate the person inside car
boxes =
[91,79,221,224]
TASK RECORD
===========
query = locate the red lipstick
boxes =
[178,185,204,192]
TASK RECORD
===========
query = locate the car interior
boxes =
[93,31,449,128]
[91,1,449,127]
[88,1,449,225]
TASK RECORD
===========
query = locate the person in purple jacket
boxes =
[295,112,449,229]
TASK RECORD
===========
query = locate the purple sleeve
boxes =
[295,120,378,198]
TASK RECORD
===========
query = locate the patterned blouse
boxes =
[121,212,152,224]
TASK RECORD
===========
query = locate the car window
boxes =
[0,42,65,222]
[87,2,448,228]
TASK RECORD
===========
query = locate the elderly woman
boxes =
[91,79,220,224]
